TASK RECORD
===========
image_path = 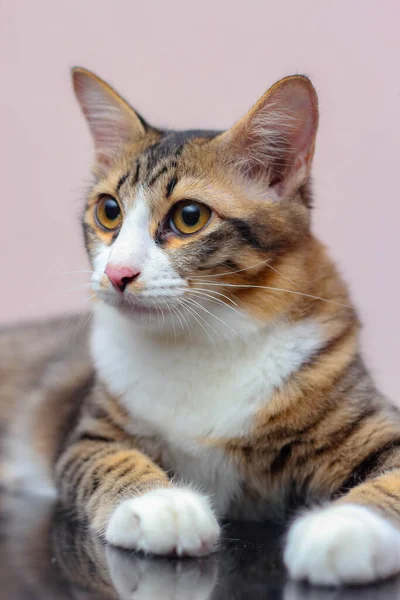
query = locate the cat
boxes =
[1,67,400,588]
[0,492,399,600]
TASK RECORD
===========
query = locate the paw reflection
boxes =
[284,578,400,600]
[105,546,218,600]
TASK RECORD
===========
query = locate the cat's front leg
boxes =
[284,469,400,585]
[56,437,219,557]
[284,503,400,585]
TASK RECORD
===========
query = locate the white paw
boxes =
[284,504,400,586]
[106,488,220,556]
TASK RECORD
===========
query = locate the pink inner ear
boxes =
[72,69,146,168]
[222,77,318,195]
[256,80,318,193]
[271,81,318,158]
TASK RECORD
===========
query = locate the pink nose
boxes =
[105,265,140,293]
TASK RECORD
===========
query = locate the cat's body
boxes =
[92,301,327,520]
[0,314,93,495]
[1,69,400,587]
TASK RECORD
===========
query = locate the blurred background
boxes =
[1,0,399,399]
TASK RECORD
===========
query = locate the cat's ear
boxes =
[72,67,148,168]
[219,75,318,200]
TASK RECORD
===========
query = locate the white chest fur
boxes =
[91,304,324,515]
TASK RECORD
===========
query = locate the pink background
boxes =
[1,1,399,400]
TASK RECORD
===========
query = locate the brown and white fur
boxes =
[1,68,400,587]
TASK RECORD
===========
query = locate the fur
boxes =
[1,68,400,587]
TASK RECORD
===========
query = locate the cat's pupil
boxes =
[104,199,120,221]
[181,205,200,227]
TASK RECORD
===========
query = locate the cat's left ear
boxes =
[219,75,318,200]
[72,67,149,168]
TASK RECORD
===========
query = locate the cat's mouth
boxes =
[93,277,187,323]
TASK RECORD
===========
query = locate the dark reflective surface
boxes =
[1,492,400,599]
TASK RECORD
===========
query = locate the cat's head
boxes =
[73,68,318,339]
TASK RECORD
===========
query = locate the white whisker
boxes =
[188,258,272,279]
[166,302,177,341]
[151,299,163,332]
[189,281,350,308]
[170,303,185,330]
[184,297,247,344]
[183,289,244,319]
[188,286,238,306]
[172,301,192,339]
[83,293,97,304]
[176,298,217,344]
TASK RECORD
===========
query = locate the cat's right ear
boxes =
[72,68,148,168]
[218,75,318,201]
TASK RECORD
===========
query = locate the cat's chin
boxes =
[113,301,170,324]
[117,302,168,320]
[104,298,182,334]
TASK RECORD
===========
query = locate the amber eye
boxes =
[169,201,211,235]
[95,196,122,231]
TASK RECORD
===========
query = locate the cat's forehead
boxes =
[142,129,221,171]
[118,129,220,193]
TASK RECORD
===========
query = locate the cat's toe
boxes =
[105,487,220,556]
[284,504,400,586]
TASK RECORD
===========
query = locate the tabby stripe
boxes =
[82,475,101,501]
[226,218,287,253]
[267,398,339,440]
[222,259,240,271]
[87,404,125,431]
[184,229,230,260]
[74,452,116,501]
[80,453,148,507]
[131,159,140,186]
[312,407,380,458]
[373,483,400,505]
[271,406,379,474]
[357,486,400,519]
[270,442,297,474]
[82,222,97,253]
[75,432,114,444]
[59,444,108,483]
[289,356,363,439]
[173,144,185,158]
[93,453,128,480]
[267,395,349,458]
[75,452,131,506]
[82,221,96,236]
[145,142,162,172]
[195,259,242,273]
[227,218,264,251]
[300,324,355,371]
[166,176,178,198]
[96,463,138,498]
[63,446,115,500]
[286,473,314,512]
[382,502,400,520]
[148,165,167,186]
[280,402,340,440]
[116,172,129,194]
[335,439,400,494]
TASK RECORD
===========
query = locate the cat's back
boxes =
[0,313,93,415]
[0,314,94,494]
